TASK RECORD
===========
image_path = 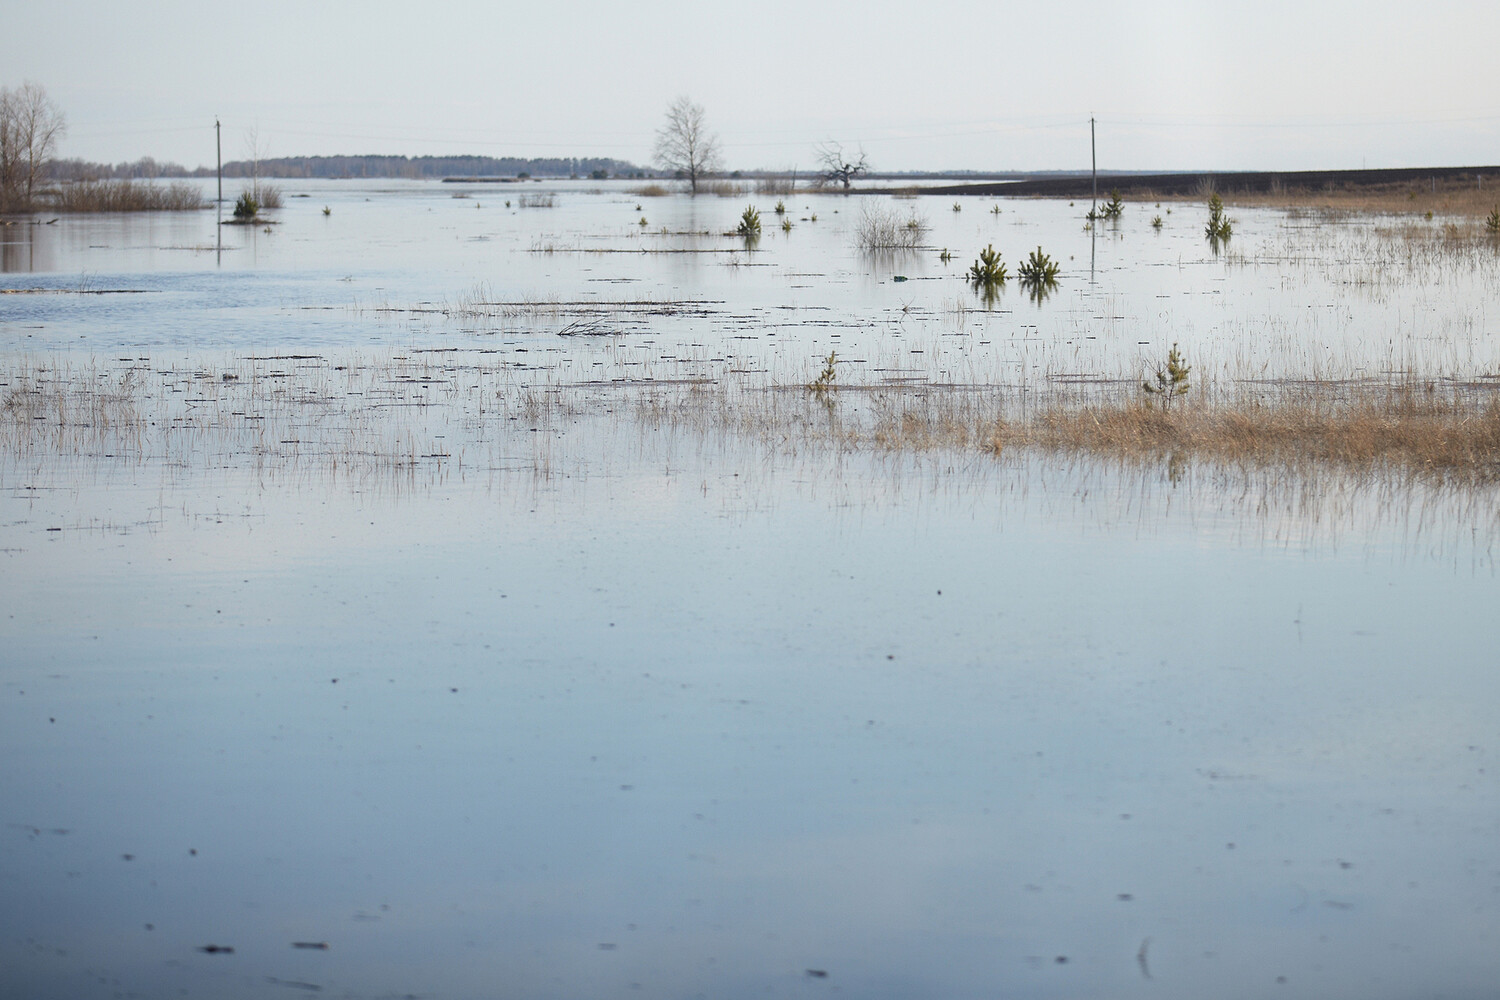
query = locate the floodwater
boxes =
[2,179,1499,999]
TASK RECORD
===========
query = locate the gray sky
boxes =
[7,0,1498,172]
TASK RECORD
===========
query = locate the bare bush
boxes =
[854,203,929,251]
[755,174,797,195]
[47,180,204,212]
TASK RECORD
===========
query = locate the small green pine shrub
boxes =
[233,193,259,219]
[737,205,761,237]
[774,200,787,215]
[809,351,837,393]
[1205,194,1232,241]
[1017,246,1060,284]
[1099,190,1124,220]
[968,245,1007,286]
[1144,343,1191,401]
[1486,207,1500,234]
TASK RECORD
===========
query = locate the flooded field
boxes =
[3,179,1499,999]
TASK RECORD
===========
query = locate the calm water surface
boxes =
[2,181,1498,998]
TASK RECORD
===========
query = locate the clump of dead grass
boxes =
[990,385,1500,482]
[1166,177,1500,219]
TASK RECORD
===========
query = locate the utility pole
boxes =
[1090,116,1097,218]
[215,118,222,207]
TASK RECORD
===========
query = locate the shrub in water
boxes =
[737,205,761,237]
[809,351,837,393]
[853,204,928,250]
[1205,193,1232,241]
[968,245,1007,286]
[1017,246,1060,284]
[233,193,259,219]
[1144,343,1191,402]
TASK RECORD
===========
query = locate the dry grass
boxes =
[704,180,746,198]
[44,180,205,212]
[6,353,1500,493]
[1153,178,1500,219]
[989,385,1500,482]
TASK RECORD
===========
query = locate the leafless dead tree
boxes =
[816,141,868,190]
[0,81,67,211]
[653,97,722,195]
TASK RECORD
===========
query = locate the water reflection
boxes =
[1020,275,1058,304]
[2,221,52,272]
[3,424,1497,999]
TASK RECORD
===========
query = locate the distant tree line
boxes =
[47,156,195,180]
[213,155,645,179]
[45,154,649,183]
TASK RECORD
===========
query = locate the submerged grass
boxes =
[5,353,1499,489]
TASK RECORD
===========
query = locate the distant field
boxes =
[912,165,1500,216]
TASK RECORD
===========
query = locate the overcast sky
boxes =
[6,0,1498,173]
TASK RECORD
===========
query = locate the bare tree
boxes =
[244,125,268,199]
[653,97,721,194]
[816,141,868,190]
[0,81,66,210]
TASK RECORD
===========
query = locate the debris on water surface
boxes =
[292,941,330,950]
[198,944,235,954]
[266,977,322,991]
[805,969,828,978]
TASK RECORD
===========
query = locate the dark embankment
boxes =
[902,165,1500,199]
